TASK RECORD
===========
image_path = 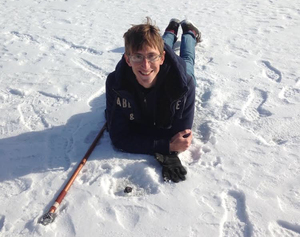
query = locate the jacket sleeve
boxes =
[171,75,196,134]
[105,73,170,155]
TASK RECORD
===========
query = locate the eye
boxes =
[148,54,156,60]
[134,54,143,60]
[148,54,160,62]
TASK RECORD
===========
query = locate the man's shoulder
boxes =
[163,43,189,89]
[164,44,186,73]
[164,44,185,64]
[106,71,117,87]
[106,57,126,87]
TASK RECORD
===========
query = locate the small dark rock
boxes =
[124,186,133,193]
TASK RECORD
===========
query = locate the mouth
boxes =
[139,70,153,76]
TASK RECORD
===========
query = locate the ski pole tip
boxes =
[39,212,56,226]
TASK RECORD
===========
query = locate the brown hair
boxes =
[123,17,164,55]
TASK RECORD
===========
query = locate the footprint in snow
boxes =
[268,220,300,237]
[0,216,5,232]
[279,87,300,104]
[242,88,272,121]
[192,189,223,224]
[0,178,32,198]
[198,121,212,144]
[220,190,253,237]
[113,205,148,230]
[260,60,282,83]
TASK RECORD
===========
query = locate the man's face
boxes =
[125,45,165,88]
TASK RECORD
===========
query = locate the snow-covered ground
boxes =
[1,0,300,236]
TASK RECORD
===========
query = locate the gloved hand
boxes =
[155,153,187,183]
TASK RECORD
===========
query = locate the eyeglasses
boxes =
[129,53,161,63]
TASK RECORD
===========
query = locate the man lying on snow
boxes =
[105,17,200,183]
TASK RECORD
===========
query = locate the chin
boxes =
[138,78,155,88]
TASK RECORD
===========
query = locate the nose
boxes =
[141,57,150,68]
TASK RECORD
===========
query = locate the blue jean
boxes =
[163,32,196,84]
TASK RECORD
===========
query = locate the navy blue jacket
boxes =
[105,44,195,155]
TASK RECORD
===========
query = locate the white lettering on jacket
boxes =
[176,100,181,110]
[116,97,131,108]
[116,97,121,107]
[117,97,134,120]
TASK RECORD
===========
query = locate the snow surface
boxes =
[1,0,300,236]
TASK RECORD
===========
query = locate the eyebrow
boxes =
[133,53,157,56]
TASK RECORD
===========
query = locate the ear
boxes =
[124,54,132,67]
[160,51,166,65]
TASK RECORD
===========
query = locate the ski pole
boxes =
[39,122,107,226]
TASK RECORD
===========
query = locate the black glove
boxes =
[155,153,187,183]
